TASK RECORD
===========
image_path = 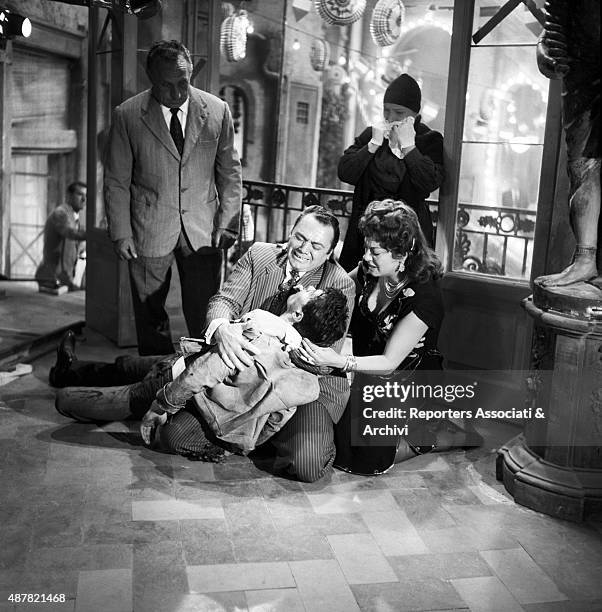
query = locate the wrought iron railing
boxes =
[236,180,536,280]
[235,178,440,257]
[453,202,537,279]
[1,181,536,282]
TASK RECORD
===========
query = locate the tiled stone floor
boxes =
[1,330,601,612]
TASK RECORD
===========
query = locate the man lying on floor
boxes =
[51,286,348,461]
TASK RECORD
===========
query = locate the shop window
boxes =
[219,85,247,162]
[296,101,309,125]
[453,1,548,279]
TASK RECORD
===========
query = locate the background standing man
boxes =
[35,181,87,292]
[104,40,242,355]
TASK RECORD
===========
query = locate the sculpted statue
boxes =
[536,0,600,288]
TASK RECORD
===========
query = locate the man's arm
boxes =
[51,209,86,241]
[213,102,243,250]
[205,246,262,370]
[337,128,375,186]
[103,106,137,259]
[403,131,445,195]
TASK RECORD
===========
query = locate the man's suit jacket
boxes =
[35,204,85,286]
[206,242,356,423]
[104,87,242,257]
[179,333,321,453]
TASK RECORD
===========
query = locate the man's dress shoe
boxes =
[49,330,77,388]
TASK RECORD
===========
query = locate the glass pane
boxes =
[473,0,545,46]
[454,38,549,279]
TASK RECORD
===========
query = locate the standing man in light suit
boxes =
[104,40,242,355]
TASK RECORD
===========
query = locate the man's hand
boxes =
[113,237,138,260]
[213,228,237,250]
[392,118,416,150]
[213,321,261,371]
[536,26,570,79]
[140,402,168,446]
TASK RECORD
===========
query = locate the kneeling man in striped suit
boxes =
[162,205,355,482]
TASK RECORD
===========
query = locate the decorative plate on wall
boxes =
[310,38,330,71]
[370,0,405,46]
[220,9,249,62]
[315,0,367,26]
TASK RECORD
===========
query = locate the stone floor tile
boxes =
[133,540,188,599]
[83,518,181,545]
[255,477,305,498]
[327,533,398,584]
[306,490,400,514]
[75,569,132,612]
[351,579,466,612]
[25,544,133,573]
[390,454,451,472]
[270,511,369,537]
[522,601,602,612]
[134,591,248,612]
[16,602,75,612]
[419,526,518,553]
[468,483,515,505]
[245,588,305,612]
[392,489,457,530]
[451,576,523,611]
[180,519,235,566]
[232,529,333,563]
[0,524,32,570]
[172,462,216,483]
[480,548,568,604]
[131,498,224,520]
[129,466,175,499]
[175,479,259,501]
[379,472,427,489]
[288,559,360,612]
[263,493,314,519]
[388,552,493,582]
[360,509,428,556]
[223,498,273,536]
[212,460,271,481]
[187,562,295,593]
[31,503,84,548]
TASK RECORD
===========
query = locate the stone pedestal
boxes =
[496,281,602,522]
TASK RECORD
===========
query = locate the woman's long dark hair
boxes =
[358,199,443,283]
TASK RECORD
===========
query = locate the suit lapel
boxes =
[182,89,208,164]
[254,246,287,311]
[140,92,180,160]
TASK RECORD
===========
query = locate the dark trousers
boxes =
[128,242,222,355]
[57,355,174,419]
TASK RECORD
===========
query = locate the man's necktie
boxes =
[170,108,184,156]
[270,270,301,315]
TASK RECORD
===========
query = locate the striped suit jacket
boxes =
[206,242,356,423]
[104,87,242,257]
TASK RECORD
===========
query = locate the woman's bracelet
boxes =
[156,383,186,415]
[342,354,357,373]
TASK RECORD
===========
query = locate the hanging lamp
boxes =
[220,9,249,62]
[315,0,366,26]
[310,38,330,71]
[370,0,405,46]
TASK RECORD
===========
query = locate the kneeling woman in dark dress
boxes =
[299,198,478,475]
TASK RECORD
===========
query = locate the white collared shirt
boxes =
[160,97,190,133]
